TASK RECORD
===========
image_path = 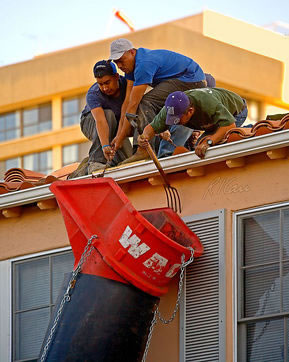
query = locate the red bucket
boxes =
[50,178,203,296]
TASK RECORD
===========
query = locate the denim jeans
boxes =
[158,125,193,158]
[234,99,248,127]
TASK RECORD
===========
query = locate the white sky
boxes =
[0,0,288,67]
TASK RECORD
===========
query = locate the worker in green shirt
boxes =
[138,88,248,159]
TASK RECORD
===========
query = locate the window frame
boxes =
[234,201,289,362]
[0,246,71,362]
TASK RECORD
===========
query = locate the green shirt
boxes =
[150,87,245,134]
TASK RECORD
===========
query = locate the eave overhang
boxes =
[1,129,289,210]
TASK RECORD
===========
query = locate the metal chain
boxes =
[39,234,98,362]
[142,247,195,362]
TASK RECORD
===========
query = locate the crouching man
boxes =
[69,60,132,178]
[138,88,248,159]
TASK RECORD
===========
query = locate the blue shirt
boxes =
[126,48,205,87]
[82,76,127,121]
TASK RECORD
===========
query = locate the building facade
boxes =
[1,10,289,362]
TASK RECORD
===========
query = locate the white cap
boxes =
[109,38,133,60]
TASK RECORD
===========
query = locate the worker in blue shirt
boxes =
[108,38,208,163]
[68,60,132,178]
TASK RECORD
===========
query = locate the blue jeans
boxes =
[158,125,193,158]
[234,99,248,127]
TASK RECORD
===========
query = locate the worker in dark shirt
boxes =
[138,88,248,159]
[70,60,132,177]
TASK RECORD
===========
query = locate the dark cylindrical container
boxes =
[39,271,159,362]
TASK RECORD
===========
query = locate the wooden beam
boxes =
[226,157,245,168]
[37,199,58,210]
[266,147,288,160]
[2,207,22,218]
[186,166,205,177]
[148,176,163,186]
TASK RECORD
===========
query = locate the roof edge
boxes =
[1,130,289,210]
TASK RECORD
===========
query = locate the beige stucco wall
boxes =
[201,10,289,104]
[0,21,284,113]
[1,148,289,361]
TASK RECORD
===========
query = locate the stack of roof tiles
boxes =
[0,163,79,195]
[0,114,288,195]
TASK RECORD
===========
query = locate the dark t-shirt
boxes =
[81,76,127,121]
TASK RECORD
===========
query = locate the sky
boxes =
[0,0,289,67]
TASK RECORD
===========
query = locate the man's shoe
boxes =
[67,157,89,179]
[119,148,150,165]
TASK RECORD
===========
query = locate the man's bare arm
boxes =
[117,80,134,137]
[91,107,115,161]
[195,123,236,159]
[137,124,156,148]
[113,84,147,150]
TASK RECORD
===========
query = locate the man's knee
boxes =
[103,109,117,126]
[80,113,96,141]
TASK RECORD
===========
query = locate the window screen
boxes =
[237,207,289,361]
[181,210,226,361]
[12,251,74,362]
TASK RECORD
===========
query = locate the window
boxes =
[0,111,20,142]
[180,210,226,361]
[23,103,52,137]
[62,144,79,166]
[5,157,21,170]
[237,207,289,361]
[23,150,52,174]
[62,142,91,166]
[0,104,52,143]
[62,95,85,127]
[12,251,74,362]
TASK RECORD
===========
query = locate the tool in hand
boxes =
[126,113,182,213]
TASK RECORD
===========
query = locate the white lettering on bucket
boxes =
[165,264,181,278]
[119,225,150,259]
[143,253,168,274]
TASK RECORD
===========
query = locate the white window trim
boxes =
[233,200,289,362]
[0,246,71,362]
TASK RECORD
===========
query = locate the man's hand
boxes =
[111,136,123,151]
[137,134,149,148]
[159,130,171,141]
[102,145,115,161]
[195,142,210,159]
